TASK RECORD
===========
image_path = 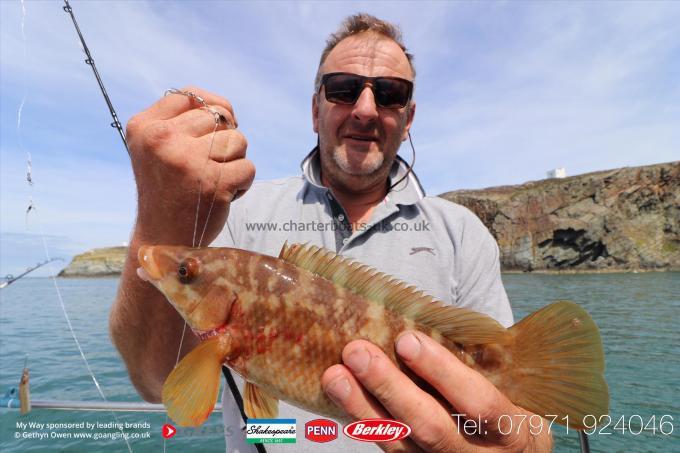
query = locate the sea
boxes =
[1,273,678,452]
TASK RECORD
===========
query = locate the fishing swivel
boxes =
[164,88,233,128]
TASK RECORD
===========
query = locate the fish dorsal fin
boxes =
[278,241,290,259]
[278,242,507,344]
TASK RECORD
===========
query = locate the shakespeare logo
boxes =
[246,419,296,444]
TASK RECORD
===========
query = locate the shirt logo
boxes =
[410,247,436,256]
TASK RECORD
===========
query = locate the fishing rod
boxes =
[62,0,129,156]
[58,5,255,451]
[0,258,62,289]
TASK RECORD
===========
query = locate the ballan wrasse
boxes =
[138,243,609,429]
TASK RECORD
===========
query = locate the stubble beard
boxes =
[321,144,396,195]
[331,146,385,176]
[318,111,409,193]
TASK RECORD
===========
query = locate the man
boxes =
[111,13,552,452]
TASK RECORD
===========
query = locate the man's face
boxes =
[312,33,416,193]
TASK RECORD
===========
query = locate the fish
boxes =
[137,242,609,429]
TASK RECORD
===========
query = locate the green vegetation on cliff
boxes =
[58,247,127,277]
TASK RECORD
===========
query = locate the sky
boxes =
[1,0,678,277]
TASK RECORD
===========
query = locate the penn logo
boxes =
[305,418,338,443]
[343,419,411,442]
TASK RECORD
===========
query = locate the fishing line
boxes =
[161,88,234,453]
[12,1,133,450]
[36,220,133,453]
[197,124,234,248]
[163,88,229,248]
[162,89,263,453]
[17,0,27,153]
[18,0,34,228]
[159,89,215,453]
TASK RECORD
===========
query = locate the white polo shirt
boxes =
[214,147,513,452]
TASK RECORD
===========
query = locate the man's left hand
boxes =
[321,330,553,452]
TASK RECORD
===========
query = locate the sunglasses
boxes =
[319,72,413,109]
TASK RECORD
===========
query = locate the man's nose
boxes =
[351,86,379,121]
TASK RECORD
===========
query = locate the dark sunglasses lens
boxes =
[324,74,362,104]
[375,79,411,108]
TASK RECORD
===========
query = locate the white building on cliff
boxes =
[546,167,567,179]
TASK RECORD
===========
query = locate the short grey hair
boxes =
[314,13,416,92]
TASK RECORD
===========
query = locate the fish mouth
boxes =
[138,246,163,281]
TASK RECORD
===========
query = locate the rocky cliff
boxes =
[440,161,679,272]
[58,247,127,277]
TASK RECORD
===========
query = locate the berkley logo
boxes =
[305,418,338,443]
[343,419,411,442]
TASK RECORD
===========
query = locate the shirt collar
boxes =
[300,146,425,205]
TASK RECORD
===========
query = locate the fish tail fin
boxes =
[162,335,232,427]
[500,301,609,430]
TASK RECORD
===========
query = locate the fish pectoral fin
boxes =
[244,382,279,419]
[162,335,232,427]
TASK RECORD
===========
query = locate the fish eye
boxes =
[178,257,200,284]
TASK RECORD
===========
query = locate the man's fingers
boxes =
[321,364,422,453]
[204,158,255,201]
[170,104,236,137]
[395,331,527,446]
[140,86,237,124]
[322,364,391,419]
[334,340,461,453]
[195,130,247,163]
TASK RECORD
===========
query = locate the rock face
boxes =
[440,162,679,272]
[58,247,127,277]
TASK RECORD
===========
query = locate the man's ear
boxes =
[401,100,416,141]
[312,93,319,133]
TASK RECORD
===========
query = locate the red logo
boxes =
[162,423,176,439]
[343,419,411,442]
[305,418,338,443]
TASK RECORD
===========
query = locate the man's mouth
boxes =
[344,134,378,143]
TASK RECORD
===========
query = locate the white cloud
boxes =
[1,0,678,275]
